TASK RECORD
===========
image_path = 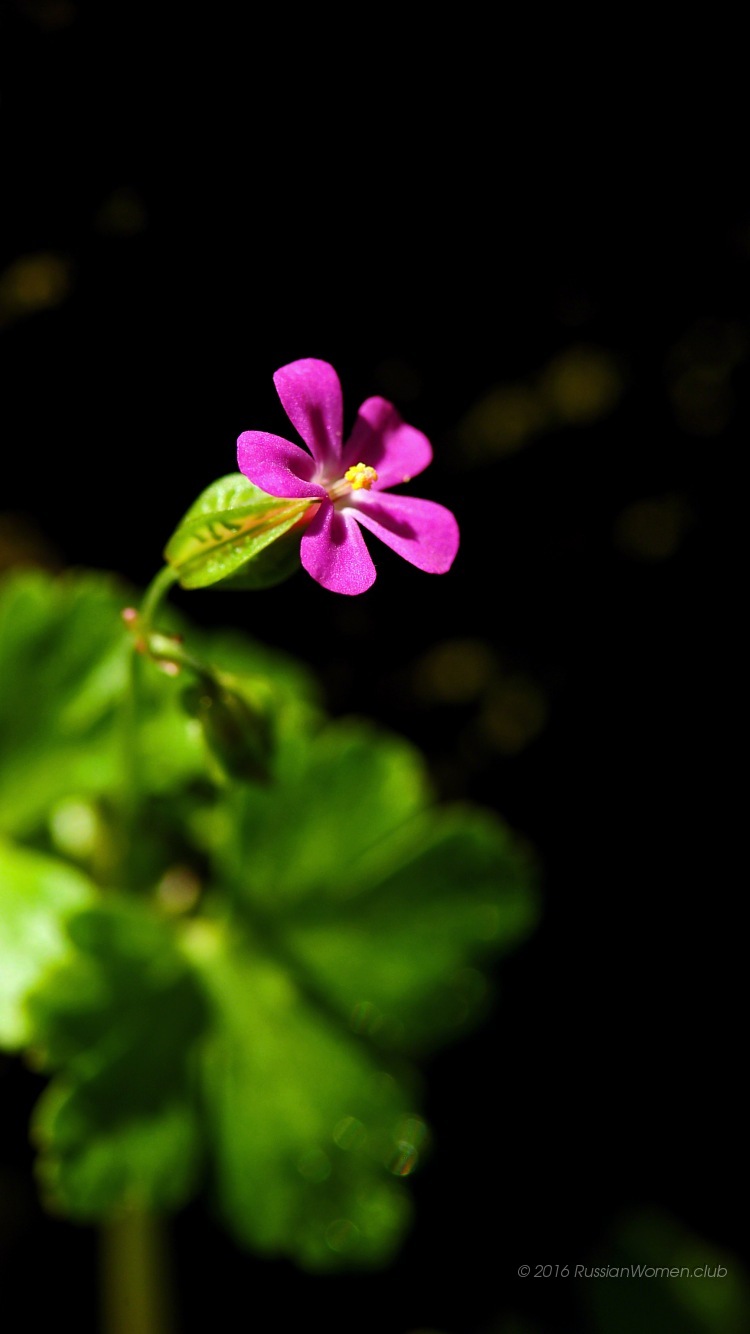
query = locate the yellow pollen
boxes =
[344,462,378,490]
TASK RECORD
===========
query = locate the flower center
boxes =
[327,462,378,502]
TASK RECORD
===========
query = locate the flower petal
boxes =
[341,397,433,490]
[237,431,327,500]
[344,491,459,574]
[301,500,377,595]
[274,359,344,472]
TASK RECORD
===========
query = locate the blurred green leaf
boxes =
[285,806,536,1052]
[0,573,130,835]
[0,840,95,1049]
[0,571,209,835]
[222,721,431,908]
[194,938,415,1270]
[164,474,313,589]
[188,625,319,732]
[181,673,273,784]
[0,569,536,1272]
[0,571,318,839]
[29,898,207,1217]
[222,721,537,1051]
[584,1210,750,1334]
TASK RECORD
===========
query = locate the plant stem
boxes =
[123,639,142,815]
[122,566,179,840]
[100,1211,175,1334]
[140,565,180,631]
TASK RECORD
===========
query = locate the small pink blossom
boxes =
[237,359,460,595]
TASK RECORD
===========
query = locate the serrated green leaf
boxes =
[194,941,416,1270]
[0,840,96,1049]
[164,474,314,589]
[29,899,207,1217]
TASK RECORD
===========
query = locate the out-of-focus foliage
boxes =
[222,730,533,1050]
[196,941,416,1269]
[0,572,314,838]
[0,569,537,1269]
[583,1211,750,1334]
[0,573,130,835]
[29,899,206,1217]
[0,840,94,1048]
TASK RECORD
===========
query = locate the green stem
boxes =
[121,567,179,883]
[100,1211,175,1334]
[123,640,141,814]
[140,565,180,631]
[123,566,178,805]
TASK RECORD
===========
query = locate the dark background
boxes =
[0,5,743,1330]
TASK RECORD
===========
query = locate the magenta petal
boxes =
[301,501,376,595]
[344,491,459,574]
[340,396,433,490]
[237,431,327,499]
[273,359,344,471]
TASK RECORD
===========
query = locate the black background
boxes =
[0,5,743,1331]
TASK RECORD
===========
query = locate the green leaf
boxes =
[188,626,321,764]
[221,721,537,1052]
[584,1211,750,1334]
[0,570,318,839]
[0,840,95,1049]
[0,571,215,835]
[193,938,416,1270]
[0,569,536,1272]
[284,807,537,1052]
[222,721,432,908]
[218,527,306,591]
[181,673,273,784]
[164,474,315,590]
[29,898,207,1218]
[0,573,131,835]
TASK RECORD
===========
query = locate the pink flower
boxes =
[237,359,460,595]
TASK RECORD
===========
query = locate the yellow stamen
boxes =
[344,462,378,491]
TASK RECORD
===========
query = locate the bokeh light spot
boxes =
[614,495,692,560]
[414,639,496,703]
[0,254,71,327]
[49,799,99,858]
[332,1116,366,1151]
[540,346,622,424]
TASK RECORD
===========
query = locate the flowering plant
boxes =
[0,362,534,1331]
